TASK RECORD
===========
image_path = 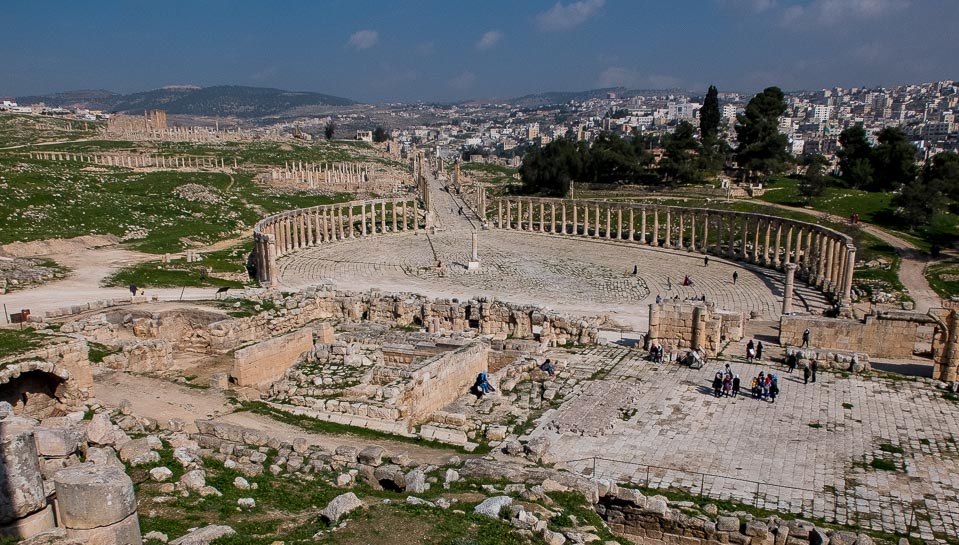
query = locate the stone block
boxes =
[0,504,55,540]
[33,426,82,457]
[64,511,141,545]
[54,464,137,529]
[0,418,46,524]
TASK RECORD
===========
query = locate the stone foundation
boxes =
[646,302,744,356]
[231,328,314,387]
[0,339,93,417]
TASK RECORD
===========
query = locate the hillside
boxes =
[17,85,356,118]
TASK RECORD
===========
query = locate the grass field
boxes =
[926,260,959,299]
[461,162,518,186]
[104,243,253,289]
[0,328,46,360]
[0,155,352,253]
[0,113,103,148]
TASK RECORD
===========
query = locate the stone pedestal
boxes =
[54,464,142,545]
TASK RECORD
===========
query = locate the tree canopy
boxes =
[734,87,791,178]
[699,85,721,142]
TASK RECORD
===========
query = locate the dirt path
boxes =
[93,369,463,465]
[756,200,941,313]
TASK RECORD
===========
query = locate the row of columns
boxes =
[29,151,236,169]
[493,198,856,305]
[253,198,420,284]
[270,161,369,190]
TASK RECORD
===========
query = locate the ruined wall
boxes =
[231,328,314,387]
[0,339,93,416]
[646,302,743,356]
[779,312,932,358]
[100,340,174,374]
[931,302,959,382]
[403,341,490,425]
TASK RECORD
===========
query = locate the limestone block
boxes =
[474,496,512,518]
[357,446,386,466]
[169,524,235,545]
[53,464,137,529]
[86,413,115,446]
[64,511,141,545]
[320,492,363,523]
[33,426,82,457]
[0,417,46,524]
[0,504,55,540]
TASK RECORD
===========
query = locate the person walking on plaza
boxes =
[787,352,798,373]
[704,255,709,267]
[769,376,780,403]
[746,339,755,363]
[712,370,723,397]
[722,373,732,397]
[732,271,738,285]
[801,328,810,348]
[129,283,138,296]
[756,341,763,362]
[732,374,741,398]
[811,360,818,383]
[803,362,811,384]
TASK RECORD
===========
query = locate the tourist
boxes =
[756,341,763,361]
[667,277,673,290]
[750,375,759,398]
[474,371,495,396]
[769,375,779,403]
[732,271,738,284]
[746,339,755,363]
[129,283,138,296]
[811,360,818,383]
[712,371,723,397]
[539,358,555,377]
[803,363,811,384]
[724,363,732,376]
[732,374,741,397]
[632,264,638,275]
[682,274,692,286]
[704,255,709,267]
[722,373,732,397]
[655,294,662,305]
[801,328,810,348]
[786,352,798,373]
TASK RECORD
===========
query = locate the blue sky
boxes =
[2,0,957,102]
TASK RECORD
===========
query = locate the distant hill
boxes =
[17,85,356,118]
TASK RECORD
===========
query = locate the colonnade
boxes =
[270,161,369,189]
[491,197,856,305]
[253,198,421,286]
[29,151,236,169]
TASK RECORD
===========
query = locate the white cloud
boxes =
[449,71,477,90]
[536,0,605,31]
[475,30,503,50]
[598,66,641,87]
[780,0,909,25]
[347,30,379,50]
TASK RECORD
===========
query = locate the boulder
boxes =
[149,467,173,482]
[178,470,206,491]
[233,477,250,490]
[33,426,82,457]
[118,437,159,466]
[358,446,386,466]
[237,498,255,509]
[292,437,309,454]
[405,468,429,494]
[474,496,512,519]
[85,446,123,467]
[85,413,115,446]
[320,492,364,523]
[169,525,236,545]
[373,464,406,491]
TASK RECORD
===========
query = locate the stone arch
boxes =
[0,360,75,419]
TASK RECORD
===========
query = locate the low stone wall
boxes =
[100,340,174,374]
[231,328,314,387]
[646,302,744,356]
[780,312,935,359]
[402,341,490,425]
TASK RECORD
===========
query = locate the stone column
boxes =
[360,203,367,236]
[582,205,589,236]
[677,213,685,249]
[498,200,503,228]
[54,464,142,545]
[841,243,856,305]
[803,229,813,273]
[0,418,51,539]
[380,201,387,233]
[740,216,748,258]
[629,208,635,241]
[561,203,567,234]
[664,210,672,247]
[539,202,545,232]
[763,221,772,266]
[617,207,623,240]
[528,201,535,232]
[506,200,512,229]
[702,214,709,254]
[690,214,697,251]
[573,204,579,234]
[715,215,723,254]
[314,210,322,243]
[401,201,407,231]
[471,232,479,261]
[752,219,762,263]
[640,208,647,244]
[824,237,835,289]
[935,310,959,382]
[783,263,798,315]
[652,209,659,246]
[785,225,794,265]
[550,203,556,233]
[593,204,600,238]
[348,206,355,238]
[726,215,735,258]
[267,234,278,286]
[773,223,783,268]
[816,233,828,286]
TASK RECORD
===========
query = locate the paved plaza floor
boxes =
[525,345,959,541]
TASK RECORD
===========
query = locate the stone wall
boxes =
[646,302,744,356]
[231,328,314,387]
[402,341,490,425]
[0,338,93,417]
[100,340,174,374]
[779,311,935,359]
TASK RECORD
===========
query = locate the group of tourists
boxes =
[745,339,764,363]
[711,363,780,402]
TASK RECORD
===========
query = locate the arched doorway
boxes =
[0,370,68,419]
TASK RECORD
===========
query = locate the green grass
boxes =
[869,458,899,471]
[104,243,255,289]
[87,341,120,363]
[926,260,959,300]
[0,328,45,360]
[878,443,905,454]
[0,156,353,253]
[461,162,519,185]
[0,112,103,148]
[213,298,278,318]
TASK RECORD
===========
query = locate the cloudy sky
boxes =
[2,0,957,102]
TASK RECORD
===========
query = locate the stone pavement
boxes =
[526,345,959,541]
[276,231,830,332]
